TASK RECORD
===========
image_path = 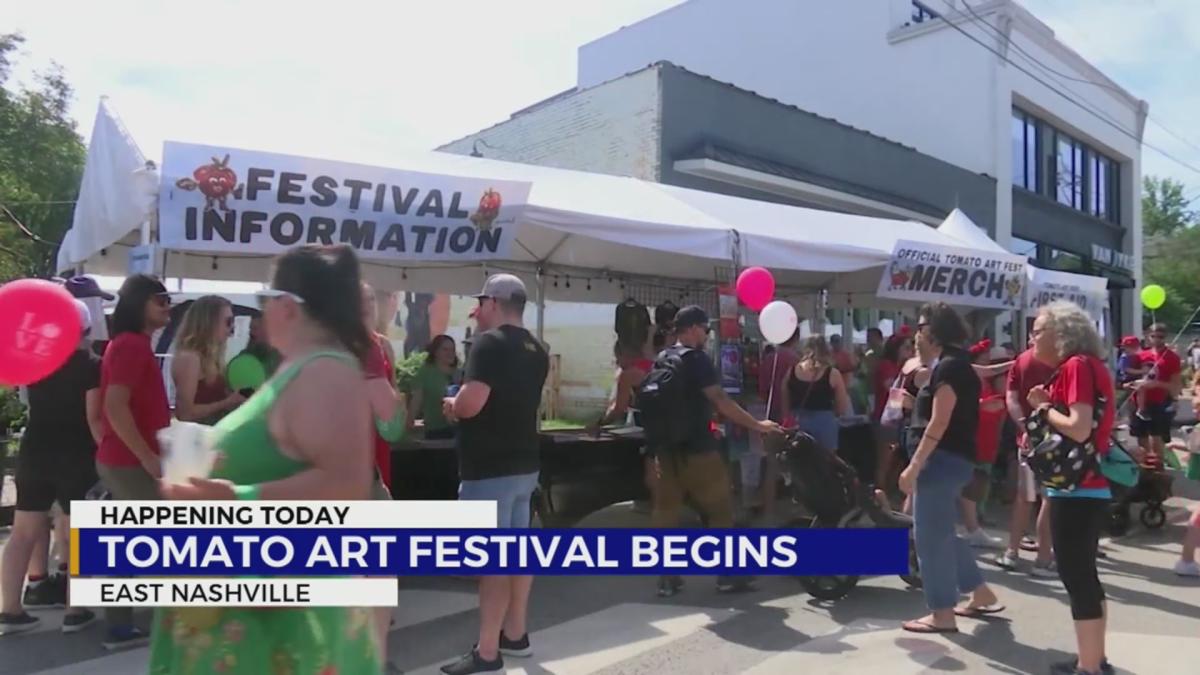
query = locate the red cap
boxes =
[968,338,992,356]
[1120,335,1140,348]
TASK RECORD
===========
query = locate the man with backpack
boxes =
[637,306,783,597]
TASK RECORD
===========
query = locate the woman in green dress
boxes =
[407,334,459,440]
[154,244,382,675]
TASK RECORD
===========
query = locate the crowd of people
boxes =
[3,241,1200,675]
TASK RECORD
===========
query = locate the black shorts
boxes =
[1130,403,1174,441]
[15,453,99,514]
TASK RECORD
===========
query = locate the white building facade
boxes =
[442,0,1145,338]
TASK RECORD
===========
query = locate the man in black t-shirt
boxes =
[1,300,101,636]
[647,306,782,598]
[441,274,548,675]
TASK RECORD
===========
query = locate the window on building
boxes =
[1009,237,1039,263]
[1048,247,1084,272]
[911,1,939,23]
[1012,107,1121,225]
[1011,110,1039,191]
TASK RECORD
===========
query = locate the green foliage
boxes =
[0,386,26,437]
[394,351,427,394]
[1142,176,1197,238]
[1143,175,1200,329]
[0,32,87,281]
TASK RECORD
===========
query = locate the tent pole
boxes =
[536,266,546,344]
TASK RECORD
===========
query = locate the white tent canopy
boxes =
[58,102,1005,310]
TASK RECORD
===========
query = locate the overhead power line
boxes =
[928,0,1200,178]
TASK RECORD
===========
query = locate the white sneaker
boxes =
[1173,560,1200,577]
[993,550,1019,571]
[1030,560,1058,578]
[964,529,1004,549]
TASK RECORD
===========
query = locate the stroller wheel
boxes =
[797,575,860,601]
[1140,505,1167,530]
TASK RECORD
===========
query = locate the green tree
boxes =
[1143,175,1200,329]
[1142,175,1197,238]
[0,32,86,281]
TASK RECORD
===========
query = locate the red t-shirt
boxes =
[363,336,394,489]
[1049,354,1115,489]
[975,379,1005,464]
[758,347,799,422]
[1006,349,1056,418]
[97,333,171,467]
[872,359,900,422]
[1136,347,1181,406]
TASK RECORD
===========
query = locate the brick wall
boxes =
[439,67,662,181]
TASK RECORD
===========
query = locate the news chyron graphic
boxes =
[70,501,908,607]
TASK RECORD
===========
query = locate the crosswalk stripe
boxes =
[407,602,739,675]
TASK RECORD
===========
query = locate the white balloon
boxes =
[759,300,798,344]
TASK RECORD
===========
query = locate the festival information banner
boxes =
[159,142,531,262]
[877,239,1027,310]
[1025,266,1108,322]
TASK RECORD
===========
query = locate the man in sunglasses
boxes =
[1129,323,1182,462]
[642,306,782,598]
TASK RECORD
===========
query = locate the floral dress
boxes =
[149,352,381,675]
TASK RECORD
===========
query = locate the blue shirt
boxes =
[1047,486,1112,499]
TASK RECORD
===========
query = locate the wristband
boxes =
[233,484,261,501]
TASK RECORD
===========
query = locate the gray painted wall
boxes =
[655,65,999,234]
[1011,188,1126,258]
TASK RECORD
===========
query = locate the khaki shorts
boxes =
[96,462,161,501]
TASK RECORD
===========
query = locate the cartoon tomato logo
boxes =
[175,155,243,212]
[470,188,502,231]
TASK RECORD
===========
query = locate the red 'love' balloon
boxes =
[736,267,775,312]
[0,279,82,386]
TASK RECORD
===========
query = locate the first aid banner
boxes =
[158,142,531,262]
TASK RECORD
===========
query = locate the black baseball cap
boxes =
[65,275,115,300]
[674,305,710,330]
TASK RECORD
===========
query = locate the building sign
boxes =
[1026,267,1108,322]
[1090,243,1133,273]
[877,239,1027,310]
[159,142,531,262]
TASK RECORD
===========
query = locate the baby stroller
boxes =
[777,430,920,600]
[1108,431,1173,535]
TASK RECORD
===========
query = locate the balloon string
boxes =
[764,351,780,422]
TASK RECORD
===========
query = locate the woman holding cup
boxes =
[152,245,381,673]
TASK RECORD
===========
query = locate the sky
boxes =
[4,0,1198,210]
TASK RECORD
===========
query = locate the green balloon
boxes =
[226,353,267,391]
[1141,284,1166,310]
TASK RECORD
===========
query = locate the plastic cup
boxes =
[158,421,221,483]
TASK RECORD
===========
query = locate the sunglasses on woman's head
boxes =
[255,289,306,310]
[151,293,171,307]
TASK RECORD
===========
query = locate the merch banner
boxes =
[1026,266,1108,322]
[878,239,1027,310]
[159,142,531,262]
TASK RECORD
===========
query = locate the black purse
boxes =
[1022,357,1106,492]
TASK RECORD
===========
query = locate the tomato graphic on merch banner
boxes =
[470,188,503,231]
[175,154,243,212]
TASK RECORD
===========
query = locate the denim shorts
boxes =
[459,471,540,528]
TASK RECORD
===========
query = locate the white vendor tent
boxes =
[57,102,1010,322]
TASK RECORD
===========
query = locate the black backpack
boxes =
[637,347,696,449]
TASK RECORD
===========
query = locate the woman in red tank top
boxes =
[171,295,244,426]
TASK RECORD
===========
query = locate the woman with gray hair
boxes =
[1024,301,1116,675]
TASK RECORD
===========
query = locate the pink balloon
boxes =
[0,279,82,386]
[736,267,775,312]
